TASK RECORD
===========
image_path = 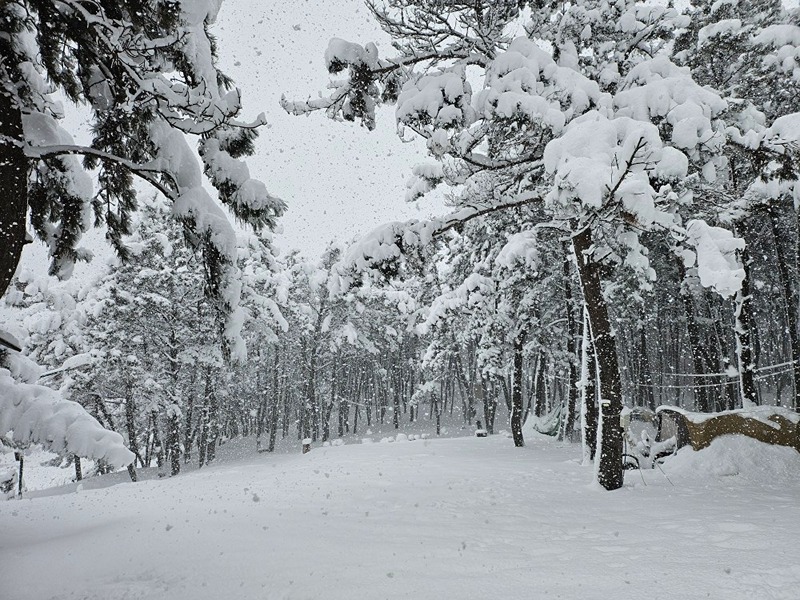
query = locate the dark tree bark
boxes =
[124,382,144,468]
[268,354,281,452]
[581,311,598,460]
[168,410,181,476]
[183,371,197,464]
[733,234,758,407]
[769,206,800,410]
[510,331,525,448]
[678,258,711,412]
[433,391,441,436]
[572,226,623,491]
[533,351,547,418]
[323,359,337,441]
[16,452,23,497]
[560,250,579,441]
[0,89,27,300]
[392,373,400,430]
[205,389,219,464]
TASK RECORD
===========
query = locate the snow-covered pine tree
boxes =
[284,0,769,490]
[674,0,800,409]
[0,0,285,358]
[1,0,285,479]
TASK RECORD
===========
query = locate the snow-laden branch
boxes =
[0,358,134,469]
[21,142,177,199]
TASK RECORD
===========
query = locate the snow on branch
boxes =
[0,356,134,469]
[685,220,745,298]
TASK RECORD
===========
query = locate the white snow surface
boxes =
[2,433,798,599]
[663,435,800,482]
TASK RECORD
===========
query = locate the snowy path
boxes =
[2,434,798,600]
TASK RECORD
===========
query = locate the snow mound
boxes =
[662,435,800,483]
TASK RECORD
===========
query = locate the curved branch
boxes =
[22,143,177,199]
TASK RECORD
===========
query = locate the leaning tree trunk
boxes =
[572,226,624,491]
[0,88,28,300]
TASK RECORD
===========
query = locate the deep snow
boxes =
[2,432,799,600]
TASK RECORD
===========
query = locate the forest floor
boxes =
[2,426,799,600]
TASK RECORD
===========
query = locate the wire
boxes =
[653,359,798,379]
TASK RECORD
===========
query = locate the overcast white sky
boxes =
[213,0,447,258]
[19,0,800,276]
[18,0,447,283]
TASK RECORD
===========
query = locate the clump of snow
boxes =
[0,364,134,469]
[324,38,380,73]
[685,220,745,298]
[698,19,743,47]
[397,67,474,130]
[495,231,540,270]
[662,435,800,483]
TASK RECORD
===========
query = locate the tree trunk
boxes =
[392,373,400,430]
[636,304,656,411]
[168,409,181,476]
[561,249,579,441]
[433,392,441,436]
[124,383,144,468]
[183,375,196,463]
[769,206,800,410]
[0,88,27,300]
[573,226,623,491]
[206,389,218,464]
[678,258,711,412]
[198,369,212,467]
[733,237,758,407]
[533,351,547,418]
[268,356,281,452]
[323,359,337,442]
[510,332,525,448]
[580,309,598,461]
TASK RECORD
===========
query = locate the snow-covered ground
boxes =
[2,432,799,600]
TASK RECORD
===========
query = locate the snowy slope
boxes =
[2,434,799,600]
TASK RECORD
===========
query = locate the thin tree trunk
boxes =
[769,206,800,410]
[168,409,181,476]
[124,383,144,468]
[534,351,547,418]
[268,354,281,452]
[510,332,525,448]
[561,249,579,441]
[580,309,598,461]
[733,235,758,407]
[678,258,711,412]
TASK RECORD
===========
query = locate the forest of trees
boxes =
[2,0,800,492]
